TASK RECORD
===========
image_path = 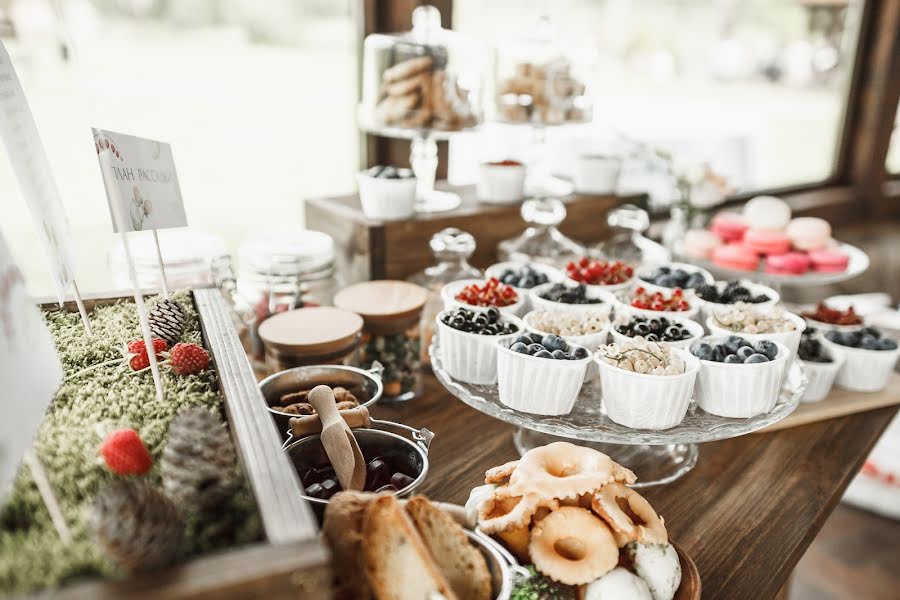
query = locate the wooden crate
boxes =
[28,288,330,599]
[305,184,639,282]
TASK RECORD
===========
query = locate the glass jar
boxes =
[497,197,585,268]
[594,204,670,265]
[236,231,341,373]
[408,228,483,366]
[334,281,428,402]
[257,307,363,376]
[109,229,227,289]
[210,254,256,356]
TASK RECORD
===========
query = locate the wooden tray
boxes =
[674,542,702,600]
[759,372,900,433]
[30,288,329,599]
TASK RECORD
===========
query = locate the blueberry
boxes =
[551,350,567,360]
[664,326,683,341]
[691,342,713,361]
[859,335,879,350]
[511,342,529,354]
[712,345,729,362]
[755,340,779,360]
[744,353,769,364]
[542,335,562,352]
[502,273,517,285]
[843,331,862,347]
[824,330,841,344]
[649,267,670,281]
[672,268,689,281]
[528,333,544,344]
[633,322,650,336]
[486,307,500,322]
[685,272,707,289]
[381,166,398,179]
[534,350,553,359]
[859,326,881,339]
[724,354,742,364]
[515,335,532,346]
[725,335,748,354]
[572,347,589,360]
[736,346,754,360]
[877,338,898,351]
[527,344,545,355]
[645,333,659,342]
[657,275,680,288]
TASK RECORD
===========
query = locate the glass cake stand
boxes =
[430,337,806,487]
[675,242,869,291]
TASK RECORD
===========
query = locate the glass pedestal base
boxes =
[417,189,462,213]
[512,428,699,488]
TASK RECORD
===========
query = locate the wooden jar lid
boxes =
[333,281,428,325]
[258,307,363,355]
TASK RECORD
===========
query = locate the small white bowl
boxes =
[820,335,900,393]
[597,348,700,430]
[694,280,780,321]
[573,154,621,195]
[435,311,524,385]
[800,355,845,402]
[693,336,789,418]
[706,309,806,360]
[609,315,705,350]
[496,339,592,415]
[523,310,610,382]
[635,262,714,297]
[529,282,615,317]
[477,162,527,204]
[486,261,565,311]
[357,171,417,220]
[441,279,526,317]
[797,305,866,335]
[611,293,700,322]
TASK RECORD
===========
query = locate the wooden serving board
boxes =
[759,372,900,433]
[673,542,702,600]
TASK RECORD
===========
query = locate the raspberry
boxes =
[98,428,152,476]
[127,338,167,371]
[169,342,210,375]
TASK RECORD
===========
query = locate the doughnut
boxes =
[477,488,540,534]
[528,507,619,585]
[496,523,531,563]
[485,460,518,485]
[510,442,618,499]
[591,483,667,547]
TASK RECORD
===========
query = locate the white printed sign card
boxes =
[0,41,77,304]
[0,231,63,503]
[92,128,188,232]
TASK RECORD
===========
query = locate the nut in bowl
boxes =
[636,262,714,297]
[706,303,806,359]
[610,313,704,350]
[441,277,525,316]
[497,334,592,415]
[529,282,615,317]
[820,327,900,393]
[436,308,523,385]
[690,335,789,418]
[597,340,700,430]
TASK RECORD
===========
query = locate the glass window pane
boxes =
[0,0,357,296]
[452,0,864,196]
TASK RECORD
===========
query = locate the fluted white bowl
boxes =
[435,311,524,385]
[496,340,592,415]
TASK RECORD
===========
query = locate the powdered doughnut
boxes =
[485,460,518,485]
[591,483,667,547]
[510,442,617,499]
[529,507,619,585]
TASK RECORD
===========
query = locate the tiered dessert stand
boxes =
[431,338,807,487]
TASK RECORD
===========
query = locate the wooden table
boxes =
[372,376,899,600]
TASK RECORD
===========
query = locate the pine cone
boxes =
[88,481,183,574]
[148,298,187,347]
[161,408,237,510]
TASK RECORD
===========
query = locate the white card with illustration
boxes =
[0,232,63,503]
[92,128,188,233]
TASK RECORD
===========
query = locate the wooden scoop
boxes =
[289,405,372,438]
[307,385,366,492]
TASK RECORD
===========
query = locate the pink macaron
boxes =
[785,217,832,251]
[808,248,849,273]
[764,252,811,275]
[743,229,792,255]
[712,243,759,272]
[683,229,723,260]
[710,212,748,243]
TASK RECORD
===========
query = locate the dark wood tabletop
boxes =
[371,376,898,600]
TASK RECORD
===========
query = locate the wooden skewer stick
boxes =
[23,450,72,545]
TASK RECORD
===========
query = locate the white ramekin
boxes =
[435,311,524,385]
[477,162,527,204]
[609,315,705,351]
[610,294,700,323]
[694,281,780,322]
[573,154,621,195]
[485,261,565,312]
[496,339,592,415]
[706,310,806,360]
[356,172,417,220]
[820,335,900,393]
[693,336,789,418]
[564,277,636,296]
[441,279,526,317]
[634,262,714,297]
[597,348,700,430]
[801,317,867,335]
[523,310,610,382]
[800,355,845,402]
[529,282,615,317]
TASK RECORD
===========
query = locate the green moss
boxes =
[0,292,262,596]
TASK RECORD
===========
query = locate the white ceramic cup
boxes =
[574,155,621,194]
[496,339,592,415]
[477,162,526,204]
[357,172,416,220]
[435,311,524,385]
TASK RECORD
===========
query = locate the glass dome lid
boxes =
[359,5,485,135]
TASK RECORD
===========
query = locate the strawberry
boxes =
[169,342,209,375]
[98,428,152,475]
[127,338,168,371]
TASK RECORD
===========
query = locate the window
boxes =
[1,0,357,296]
[452,0,865,199]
